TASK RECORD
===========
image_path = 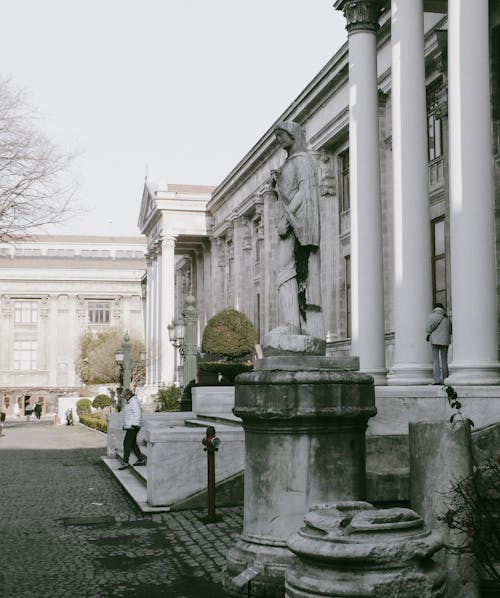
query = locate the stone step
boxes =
[113,449,148,483]
[101,457,169,512]
[184,415,242,429]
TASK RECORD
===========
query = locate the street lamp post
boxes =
[167,317,186,386]
[168,292,198,403]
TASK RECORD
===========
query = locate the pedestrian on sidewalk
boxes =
[0,411,5,436]
[426,302,452,385]
[118,388,146,470]
[34,401,42,421]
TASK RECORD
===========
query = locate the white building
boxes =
[0,235,146,415]
[141,1,500,391]
[138,183,215,390]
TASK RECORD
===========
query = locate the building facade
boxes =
[0,235,146,415]
[143,0,500,388]
[138,183,215,389]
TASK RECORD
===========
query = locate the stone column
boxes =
[150,246,159,385]
[409,421,479,597]
[160,234,176,384]
[224,357,376,596]
[261,184,276,334]
[145,251,153,386]
[336,0,386,384]
[388,0,433,385]
[447,0,500,385]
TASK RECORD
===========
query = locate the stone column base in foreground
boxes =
[224,356,376,596]
[286,502,445,597]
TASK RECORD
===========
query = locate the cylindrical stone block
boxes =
[224,362,376,596]
[286,502,445,597]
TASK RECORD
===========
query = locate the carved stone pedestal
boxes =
[286,502,445,597]
[223,357,376,597]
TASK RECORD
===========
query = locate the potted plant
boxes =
[198,309,256,384]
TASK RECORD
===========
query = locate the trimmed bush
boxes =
[76,398,92,416]
[79,413,107,433]
[92,394,112,410]
[202,309,256,358]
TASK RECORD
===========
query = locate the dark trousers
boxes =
[123,427,144,463]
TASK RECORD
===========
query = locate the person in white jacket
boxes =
[118,388,145,470]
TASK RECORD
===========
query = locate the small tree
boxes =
[200,309,256,383]
[76,398,92,416]
[92,394,112,411]
[154,384,181,412]
[202,309,256,358]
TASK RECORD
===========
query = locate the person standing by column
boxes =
[426,303,452,385]
[118,388,146,470]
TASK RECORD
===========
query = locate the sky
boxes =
[0,1,347,237]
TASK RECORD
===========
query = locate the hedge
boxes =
[79,413,107,433]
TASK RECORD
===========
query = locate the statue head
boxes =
[274,121,308,154]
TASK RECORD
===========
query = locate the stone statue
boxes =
[269,121,325,342]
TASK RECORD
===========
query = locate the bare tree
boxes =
[0,77,77,241]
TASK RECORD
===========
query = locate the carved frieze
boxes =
[343,0,380,33]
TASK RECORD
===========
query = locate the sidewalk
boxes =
[0,419,243,597]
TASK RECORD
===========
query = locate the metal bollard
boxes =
[201,425,220,521]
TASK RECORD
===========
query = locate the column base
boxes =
[387,363,433,386]
[446,362,500,386]
[364,368,387,386]
[223,536,291,597]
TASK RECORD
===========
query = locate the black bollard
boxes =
[201,425,221,522]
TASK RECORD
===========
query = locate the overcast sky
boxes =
[1,1,347,237]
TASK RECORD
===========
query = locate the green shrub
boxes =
[92,394,112,410]
[202,309,256,358]
[76,398,92,416]
[79,413,107,433]
[155,384,181,412]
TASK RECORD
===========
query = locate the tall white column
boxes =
[145,253,153,386]
[447,0,500,385]
[388,0,433,385]
[338,0,386,383]
[160,234,176,384]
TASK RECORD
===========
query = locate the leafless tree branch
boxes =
[0,77,79,241]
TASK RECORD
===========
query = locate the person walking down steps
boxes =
[426,302,452,385]
[118,388,146,470]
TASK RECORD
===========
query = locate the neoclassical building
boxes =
[138,183,215,388]
[0,235,146,414]
[141,0,500,389]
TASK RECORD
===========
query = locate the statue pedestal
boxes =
[224,356,376,596]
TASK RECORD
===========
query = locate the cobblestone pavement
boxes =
[0,418,243,597]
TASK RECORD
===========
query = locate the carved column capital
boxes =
[342,0,380,33]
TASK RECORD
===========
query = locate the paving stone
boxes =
[0,419,242,597]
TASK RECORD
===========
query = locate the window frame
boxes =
[87,301,111,325]
[13,340,38,370]
[14,301,38,324]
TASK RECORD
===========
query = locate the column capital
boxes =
[336,0,380,33]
